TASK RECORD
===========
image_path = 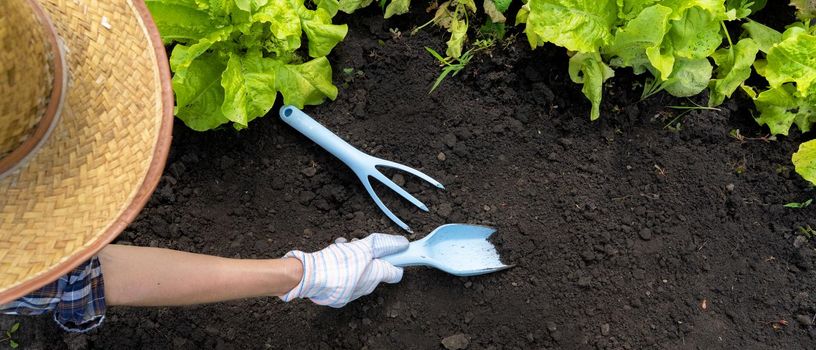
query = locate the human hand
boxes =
[279,233,409,308]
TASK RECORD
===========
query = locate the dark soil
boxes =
[4,4,816,349]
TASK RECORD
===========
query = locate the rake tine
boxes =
[370,172,429,212]
[376,159,445,190]
[360,175,412,233]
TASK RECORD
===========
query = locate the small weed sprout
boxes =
[785,199,813,209]
[798,225,816,239]
[426,39,494,93]
[0,322,20,349]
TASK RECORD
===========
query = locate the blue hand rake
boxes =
[280,106,444,232]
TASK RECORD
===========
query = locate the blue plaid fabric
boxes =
[0,257,106,333]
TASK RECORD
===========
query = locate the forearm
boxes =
[99,244,302,306]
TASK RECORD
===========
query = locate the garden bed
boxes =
[5,3,816,349]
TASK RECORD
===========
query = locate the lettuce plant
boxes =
[516,0,759,120]
[741,19,816,185]
[340,0,510,59]
[146,0,347,130]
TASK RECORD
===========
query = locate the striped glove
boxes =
[279,233,409,308]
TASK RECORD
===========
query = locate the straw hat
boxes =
[0,0,173,303]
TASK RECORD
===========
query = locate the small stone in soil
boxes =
[796,315,814,326]
[444,133,457,147]
[441,334,469,350]
[392,174,405,187]
[301,167,317,177]
[577,276,592,287]
[601,323,610,336]
[639,228,652,241]
[726,183,735,192]
[437,152,447,161]
[581,250,595,262]
[438,203,453,218]
[299,191,315,205]
[794,235,808,248]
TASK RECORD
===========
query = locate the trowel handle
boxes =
[278,106,370,167]
[380,241,430,268]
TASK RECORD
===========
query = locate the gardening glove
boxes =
[279,233,409,308]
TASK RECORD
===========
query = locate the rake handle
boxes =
[279,106,370,169]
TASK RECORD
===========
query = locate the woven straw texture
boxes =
[0,0,171,300]
[0,0,54,158]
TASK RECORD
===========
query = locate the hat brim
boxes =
[0,0,173,304]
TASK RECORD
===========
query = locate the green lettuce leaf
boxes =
[516,2,530,24]
[742,20,781,53]
[569,52,615,120]
[169,26,234,82]
[661,57,712,97]
[315,0,341,16]
[725,0,765,19]
[752,84,816,135]
[299,8,349,57]
[764,28,816,95]
[145,0,215,43]
[616,0,660,20]
[493,0,512,12]
[646,41,676,81]
[252,0,302,55]
[708,38,759,106]
[384,0,410,18]
[790,0,816,20]
[174,53,230,131]
[524,0,618,52]
[606,4,672,75]
[637,1,725,81]
[150,0,345,131]
[446,17,468,58]
[220,52,338,128]
[660,0,726,20]
[665,5,723,60]
[793,139,816,185]
[337,0,374,13]
[276,57,339,107]
[484,0,507,23]
[220,51,280,127]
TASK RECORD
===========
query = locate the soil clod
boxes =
[441,334,469,350]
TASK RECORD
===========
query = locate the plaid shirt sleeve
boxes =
[0,257,106,333]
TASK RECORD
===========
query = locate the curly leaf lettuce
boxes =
[173,53,230,131]
[569,52,615,121]
[742,20,781,53]
[790,0,816,20]
[708,38,759,106]
[147,0,347,130]
[745,24,816,136]
[524,0,618,52]
[384,0,410,18]
[522,0,735,120]
[764,27,816,95]
[793,140,816,185]
[742,21,816,186]
[662,58,713,97]
[146,0,217,43]
[606,4,672,75]
[748,84,816,136]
